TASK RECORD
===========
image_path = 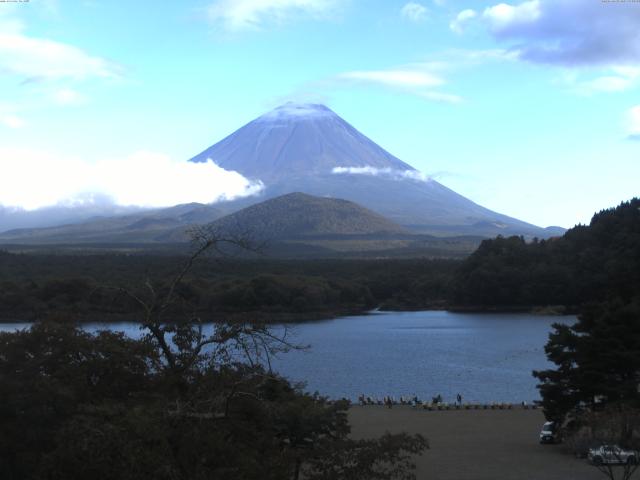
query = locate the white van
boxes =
[539,421,559,444]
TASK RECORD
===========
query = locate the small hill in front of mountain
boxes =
[206,192,408,240]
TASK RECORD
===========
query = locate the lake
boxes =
[0,311,574,404]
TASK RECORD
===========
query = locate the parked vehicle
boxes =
[539,421,559,444]
[588,445,639,465]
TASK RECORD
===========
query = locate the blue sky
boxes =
[0,0,639,227]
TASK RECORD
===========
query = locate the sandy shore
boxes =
[349,406,602,480]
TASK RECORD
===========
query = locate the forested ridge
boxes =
[452,198,640,309]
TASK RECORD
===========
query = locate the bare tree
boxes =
[102,225,301,399]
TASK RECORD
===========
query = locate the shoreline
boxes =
[0,304,577,324]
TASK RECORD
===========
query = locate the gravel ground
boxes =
[348,406,603,480]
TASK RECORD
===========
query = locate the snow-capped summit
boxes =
[256,102,335,122]
[190,103,414,182]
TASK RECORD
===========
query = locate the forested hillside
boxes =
[451,198,640,309]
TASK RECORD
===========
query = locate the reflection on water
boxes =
[0,311,574,403]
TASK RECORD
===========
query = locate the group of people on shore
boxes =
[356,394,539,410]
[358,393,463,408]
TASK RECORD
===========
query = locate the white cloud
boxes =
[627,106,640,139]
[613,66,640,79]
[557,65,640,95]
[454,1,640,95]
[332,166,432,182]
[419,48,516,66]
[0,149,263,210]
[579,76,634,94]
[466,0,640,67]
[207,0,339,30]
[449,9,476,34]
[0,11,119,125]
[0,30,120,82]
[0,114,26,129]
[482,0,540,34]
[337,66,464,104]
[401,2,428,23]
[340,69,444,88]
[334,50,518,104]
[337,62,467,104]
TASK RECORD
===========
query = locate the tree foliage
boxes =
[533,297,640,423]
[0,231,427,480]
[0,253,456,322]
[452,198,640,308]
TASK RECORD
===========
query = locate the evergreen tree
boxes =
[534,297,640,423]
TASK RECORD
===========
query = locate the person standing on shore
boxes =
[457,393,462,405]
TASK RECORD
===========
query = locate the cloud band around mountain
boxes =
[332,166,431,182]
[0,149,263,211]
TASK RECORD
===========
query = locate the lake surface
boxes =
[0,311,574,404]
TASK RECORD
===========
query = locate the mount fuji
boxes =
[191,103,558,238]
[0,103,563,248]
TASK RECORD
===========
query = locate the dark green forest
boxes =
[452,198,640,309]
[0,254,456,322]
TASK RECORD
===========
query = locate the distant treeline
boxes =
[2,198,637,322]
[0,254,457,322]
[451,198,640,309]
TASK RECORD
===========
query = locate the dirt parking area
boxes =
[349,406,603,480]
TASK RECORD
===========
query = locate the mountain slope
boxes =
[0,201,150,234]
[0,193,406,245]
[190,103,556,237]
[0,193,482,258]
[190,103,414,182]
[0,203,223,244]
